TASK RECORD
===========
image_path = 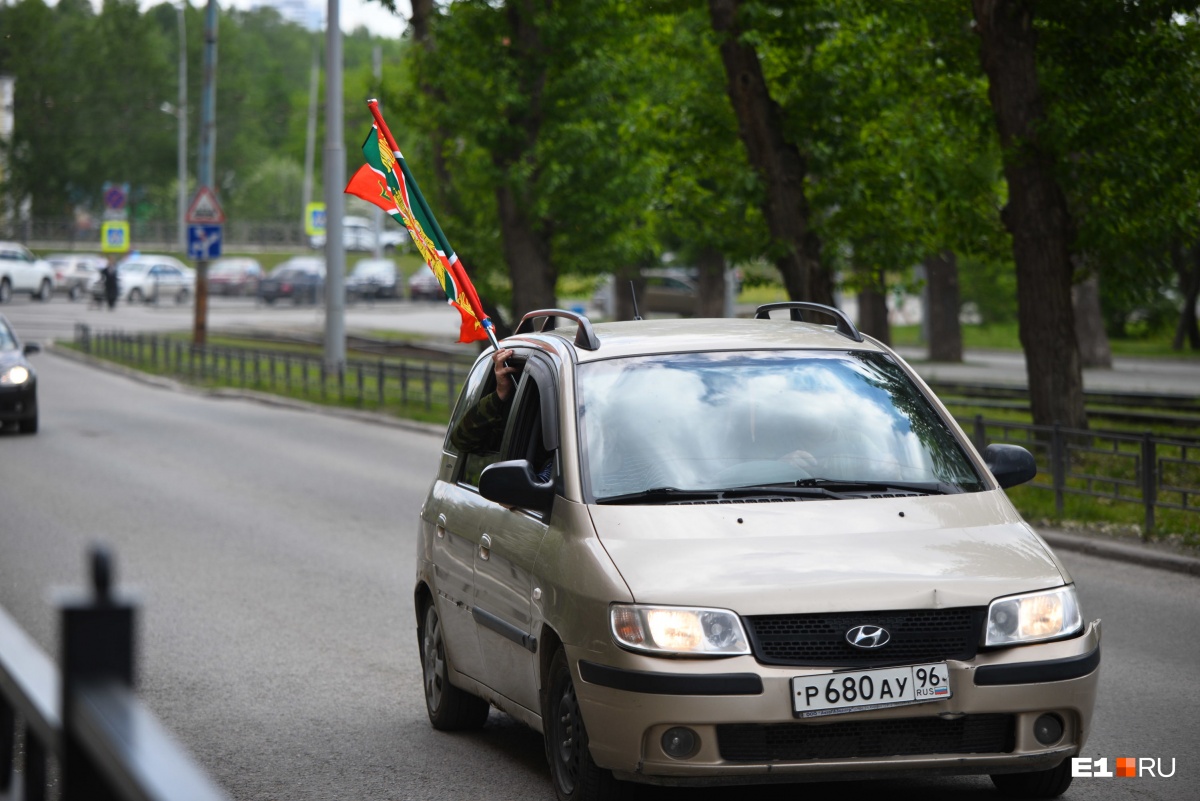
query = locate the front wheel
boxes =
[544,648,618,801]
[0,279,11,303]
[991,759,1074,799]
[129,288,144,304]
[419,601,490,731]
[37,279,53,301]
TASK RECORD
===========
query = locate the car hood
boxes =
[0,349,32,375]
[587,491,1066,615]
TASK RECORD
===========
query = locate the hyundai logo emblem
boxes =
[846,625,891,649]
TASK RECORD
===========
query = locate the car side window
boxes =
[505,377,555,493]
[447,355,520,487]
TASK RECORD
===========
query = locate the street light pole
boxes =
[177,2,188,253]
[323,0,345,372]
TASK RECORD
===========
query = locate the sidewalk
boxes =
[1038,527,1200,577]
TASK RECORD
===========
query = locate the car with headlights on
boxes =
[414,303,1100,801]
[0,314,39,433]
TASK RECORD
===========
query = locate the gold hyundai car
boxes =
[414,304,1100,801]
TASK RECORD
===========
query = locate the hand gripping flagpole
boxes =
[365,100,502,353]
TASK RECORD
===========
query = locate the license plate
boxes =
[791,663,951,718]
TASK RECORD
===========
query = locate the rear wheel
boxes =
[991,759,1074,799]
[69,284,82,301]
[129,288,144,304]
[176,288,190,304]
[544,648,618,801]
[419,601,489,731]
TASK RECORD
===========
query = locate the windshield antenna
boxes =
[629,280,642,321]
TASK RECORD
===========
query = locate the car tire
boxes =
[37,279,53,301]
[18,415,37,434]
[0,279,10,303]
[176,288,190,304]
[69,284,82,301]
[419,601,490,731]
[544,648,618,801]
[991,759,1074,799]
[129,288,144,304]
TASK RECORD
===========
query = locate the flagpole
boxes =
[366,99,501,352]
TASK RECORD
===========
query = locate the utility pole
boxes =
[177,2,188,253]
[194,0,218,346]
[323,0,346,371]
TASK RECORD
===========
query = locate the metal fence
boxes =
[968,415,1199,536]
[75,325,467,416]
[0,547,229,801]
[5,217,311,252]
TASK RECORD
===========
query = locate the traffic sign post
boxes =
[188,224,222,260]
[102,182,130,221]
[100,221,130,253]
[186,186,225,347]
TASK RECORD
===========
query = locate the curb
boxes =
[44,342,447,439]
[1039,528,1200,578]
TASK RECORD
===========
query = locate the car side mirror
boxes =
[983,444,1037,489]
[23,342,40,356]
[479,459,555,513]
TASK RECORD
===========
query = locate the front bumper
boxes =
[0,382,37,423]
[570,620,1100,785]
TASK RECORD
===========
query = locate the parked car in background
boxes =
[258,257,325,305]
[0,241,56,303]
[592,268,699,317]
[407,265,444,301]
[346,258,399,301]
[0,313,39,433]
[45,253,106,301]
[207,257,263,296]
[90,254,193,305]
[310,215,409,254]
[417,303,1099,801]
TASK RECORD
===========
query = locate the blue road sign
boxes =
[188,224,223,260]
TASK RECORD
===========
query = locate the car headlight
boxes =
[985,585,1082,647]
[1,365,31,385]
[611,604,750,656]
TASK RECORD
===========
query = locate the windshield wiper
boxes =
[597,484,846,505]
[793,478,960,495]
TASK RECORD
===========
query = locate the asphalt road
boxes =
[1,351,1198,800]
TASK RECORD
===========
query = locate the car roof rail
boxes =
[515,308,601,351]
[753,302,864,342]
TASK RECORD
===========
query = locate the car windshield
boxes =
[577,350,985,502]
[0,322,16,351]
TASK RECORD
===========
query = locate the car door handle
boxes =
[479,533,492,561]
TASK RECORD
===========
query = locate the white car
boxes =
[45,253,107,301]
[91,254,195,304]
[0,241,56,303]
[310,215,409,253]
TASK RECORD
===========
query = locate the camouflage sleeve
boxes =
[450,391,511,454]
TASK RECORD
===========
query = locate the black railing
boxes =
[0,547,229,801]
[969,416,1198,536]
[75,325,466,416]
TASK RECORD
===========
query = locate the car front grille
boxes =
[743,608,986,667]
[717,714,1015,762]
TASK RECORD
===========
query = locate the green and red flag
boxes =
[345,100,493,345]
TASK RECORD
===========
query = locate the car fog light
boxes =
[661,727,698,759]
[1033,713,1064,745]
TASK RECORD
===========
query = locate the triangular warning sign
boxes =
[186,186,226,224]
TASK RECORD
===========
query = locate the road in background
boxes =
[3,293,1198,397]
[0,352,1197,800]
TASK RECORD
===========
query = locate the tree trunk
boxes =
[409,0,454,208]
[491,0,556,321]
[496,183,556,319]
[1072,273,1112,368]
[695,247,729,318]
[707,0,834,308]
[856,268,890,346]
[1172,241,1200,351]
[973,0,1087,430]
[925,251,963,363]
